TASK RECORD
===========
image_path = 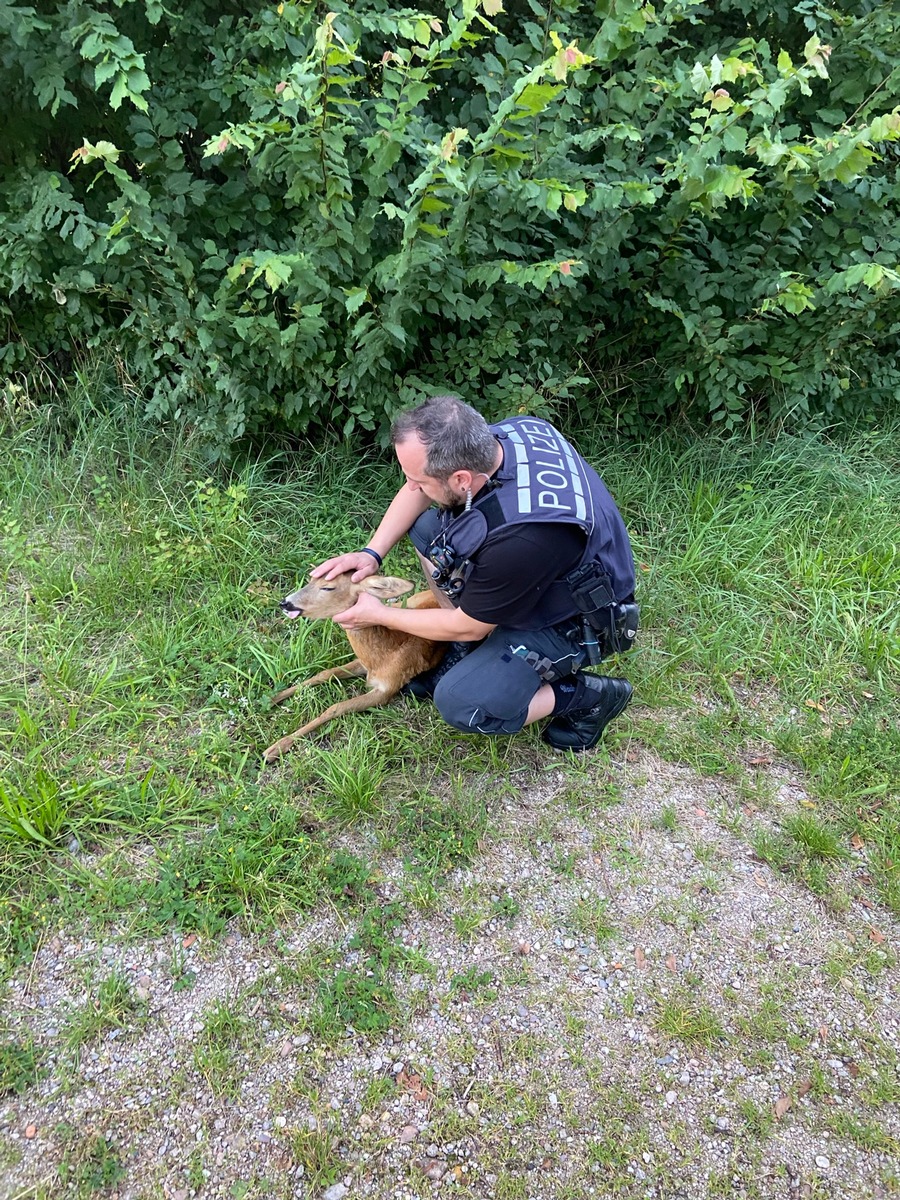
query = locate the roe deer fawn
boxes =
[263,573,446,763]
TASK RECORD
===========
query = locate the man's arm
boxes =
[313,484,433,582]
[334,592,495,642]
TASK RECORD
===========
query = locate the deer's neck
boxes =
[346,624,405,667]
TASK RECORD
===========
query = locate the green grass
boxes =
[58,1130,126,1195]
[0,1035,44,1095]
[310,728,388,821]
[656,993,726,1046]
[64,971,148,1053]
[286,1120,341,1190]
[568,895,616,943]
[449,965,496,998]
[192,999,250,1099]
[0,409,895,1057]
[825,1111,900,1156]
[586,1087,649,1181]
[391,779,490,878]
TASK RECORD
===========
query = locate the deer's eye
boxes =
[319,586,335,591]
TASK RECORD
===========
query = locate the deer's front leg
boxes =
[263,686,392,763]
[269,660,366,707]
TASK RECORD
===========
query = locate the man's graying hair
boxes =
[391,394,498,480]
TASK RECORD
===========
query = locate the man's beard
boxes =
[435,483,461,510]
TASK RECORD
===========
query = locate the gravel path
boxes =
[2,748,897,1199]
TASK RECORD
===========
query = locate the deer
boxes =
[262,572,447,763]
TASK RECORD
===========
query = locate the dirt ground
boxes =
[1,748,897,1200]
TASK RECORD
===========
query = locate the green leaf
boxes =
[382,321,407,345]
[343,288,367,314]
[867,112,900,141]
[690,62,710,93]
[514,83,563,118]
[767,79,788,112]
[127,67,151,95]
[109,74,129,110]
[72,223,94,251]
[831,146,873,184]
[75,140,121,166]
[420,195,452,213]
[95,59,118,87]
[723,126,748,153]
[753,138,788,166]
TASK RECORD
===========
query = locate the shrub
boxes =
[2,0,898,452]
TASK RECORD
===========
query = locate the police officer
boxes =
[312,394,635,751]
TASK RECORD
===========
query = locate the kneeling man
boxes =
[312,394,637,751]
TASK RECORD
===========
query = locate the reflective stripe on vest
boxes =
[439,417,635,618]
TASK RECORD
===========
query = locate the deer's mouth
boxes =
[280,599,303,619]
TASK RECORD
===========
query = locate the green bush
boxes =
[2,0,898,452]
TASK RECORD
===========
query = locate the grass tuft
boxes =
[0,1036,44,1095]
[656,994,725,1046]
[65,972,147,1052]
[192,999,249,1099]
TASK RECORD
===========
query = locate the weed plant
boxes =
[656,994,726,1046]
[0,1036,44,1095]
[192,999,249,1099]
[287,1122,341,1191]
[57,1131,126,1194]
[0,394,898,985]
[64,971,147,1054]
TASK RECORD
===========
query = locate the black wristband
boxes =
[359,547,383,568]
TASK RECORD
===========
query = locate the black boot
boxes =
[542,675,633,752]
[401,642,473,701]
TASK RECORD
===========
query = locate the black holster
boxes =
[566,561,640,665]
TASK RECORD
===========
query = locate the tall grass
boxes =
[1,386,898,969]
[599,430,900,698]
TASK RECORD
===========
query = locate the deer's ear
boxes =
[360,575,415,600]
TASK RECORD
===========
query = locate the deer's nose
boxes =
[280,599,302,615]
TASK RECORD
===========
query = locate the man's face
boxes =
[395,436,461,509]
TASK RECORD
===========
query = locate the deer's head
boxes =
[280,573,415,620]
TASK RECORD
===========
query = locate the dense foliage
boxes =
[2,0,899,450]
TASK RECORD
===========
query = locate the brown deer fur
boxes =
[263,573,446,762]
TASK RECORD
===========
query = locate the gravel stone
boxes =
[322,1185,349,1200]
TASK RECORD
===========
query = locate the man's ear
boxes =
[449,469,472,493]
[360,576,415,601]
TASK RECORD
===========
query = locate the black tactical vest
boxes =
[434,417,635,625]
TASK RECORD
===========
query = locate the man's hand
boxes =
[312,552,381,583]
[332,592,384,631]
[335,592,495,643]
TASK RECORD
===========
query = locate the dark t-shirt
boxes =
[457,522,586,628]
